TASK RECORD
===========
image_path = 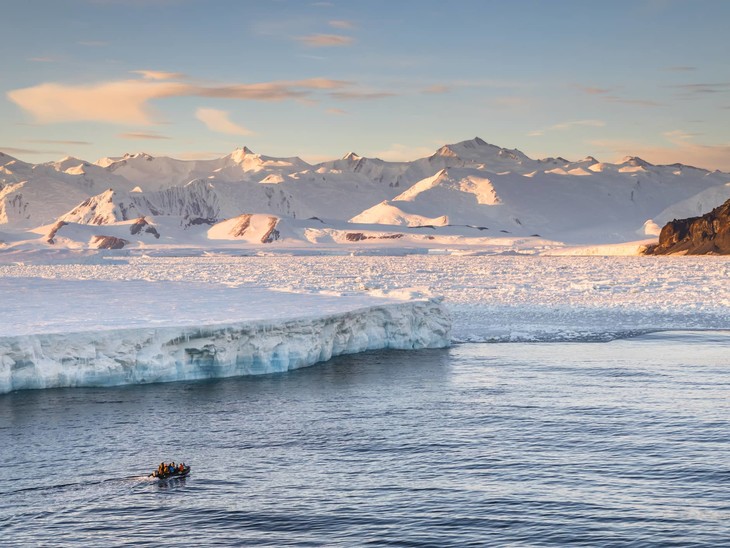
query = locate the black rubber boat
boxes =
[151,465,191,481]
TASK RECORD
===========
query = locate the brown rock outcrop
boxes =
[91,236,129,250]
[645,199,730,255]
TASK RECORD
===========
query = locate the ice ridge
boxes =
[0,299,451,393]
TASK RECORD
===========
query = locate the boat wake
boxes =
[1,475,163,498]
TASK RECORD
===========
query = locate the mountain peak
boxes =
[0,151,19,165]
[230,146,256,163]
[122,152,154,161]
[621,156,652,168]
[342,151,360,161]
[458,136,497,149]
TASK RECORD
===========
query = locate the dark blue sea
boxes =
[1,332,729,546]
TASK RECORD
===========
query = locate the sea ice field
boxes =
[2,254,728,345]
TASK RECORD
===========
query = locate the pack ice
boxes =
[0,279,450,393]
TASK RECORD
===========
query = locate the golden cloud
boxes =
[7,76,358,125]
[296,34,354,47]
[7,80,190,125]
[196,108,253,136]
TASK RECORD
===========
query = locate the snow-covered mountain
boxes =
[2,137,729,253]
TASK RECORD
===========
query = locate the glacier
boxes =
[0,280,451,394]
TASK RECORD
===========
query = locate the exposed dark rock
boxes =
[345,232,404,242]
[260,217,280,243]
[227,214,280,243]
[129,217,160,239]
[230,214,252,237]
[644,198,730,255]
[186,217,217,226]
[46,221,68,244]
[92,235,129,249]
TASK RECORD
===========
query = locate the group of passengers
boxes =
[154,461,187,478]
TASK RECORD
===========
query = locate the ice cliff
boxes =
[0,298,450,393]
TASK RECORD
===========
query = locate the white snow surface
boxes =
[2,137,730,252]
[2,253,728,341]
[0,277,450,393]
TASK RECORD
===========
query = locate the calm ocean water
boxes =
[1,332,729,546]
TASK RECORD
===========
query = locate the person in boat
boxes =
[152,461,189,478]
[156,462,171,477]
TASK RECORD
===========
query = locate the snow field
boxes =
[2,254,728,340]
[1,254,728,392]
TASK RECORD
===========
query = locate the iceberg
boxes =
[0,279,450,393]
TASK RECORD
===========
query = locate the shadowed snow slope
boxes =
[0,279,450,393]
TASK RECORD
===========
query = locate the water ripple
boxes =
[1,334,729,546]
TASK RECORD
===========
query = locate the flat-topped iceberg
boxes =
[0,280,450,393]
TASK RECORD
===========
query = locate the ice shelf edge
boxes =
[0,298,451,393]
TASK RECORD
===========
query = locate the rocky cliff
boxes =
[645,199,730,255]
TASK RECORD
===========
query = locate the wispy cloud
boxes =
[422,84,451,95]
[573,85,612,95]
[131,70,186,80]
[552,119,605,130]
[669,82,730,94]
[665,65,696,72]
[0,146,65,156]
[603,96,662,106]
[118,131,171,140]
[196,108,253,136]
[574,84,661,106]
[529,119,605,137]
[420,80,531,96]
[296,34,354,47]
[329,90,395,100]
[7,75,382,125]
[28,56,56,63]
[662,129,702,143]
[329,20,354,29]
[326,107,347,115]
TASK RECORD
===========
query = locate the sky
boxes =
[2,0,730,169]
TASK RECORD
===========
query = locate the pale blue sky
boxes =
[2,0,729,169]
